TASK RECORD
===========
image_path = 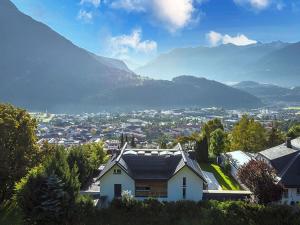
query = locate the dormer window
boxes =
[113,168,122,174]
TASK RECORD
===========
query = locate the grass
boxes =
[0,201,22,225]
[200,163,242,190]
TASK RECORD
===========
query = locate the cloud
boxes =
[206,31,257,46]
[106,0,204,32]
[206,31,223,47]
[110,29,157,56]
[77,9,93,23]
[80,0,101,8]
[233,0,271,10]
[152,0,196,32]
[110,0,146,12]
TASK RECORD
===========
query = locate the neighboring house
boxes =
[98,143,207,203]
[256,138,300,205]
[221,150,253,180]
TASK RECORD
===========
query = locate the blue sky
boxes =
[11,0,300,68]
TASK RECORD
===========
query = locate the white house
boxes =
[221,150,253,180]
[98,143,207,203]
[256,138,300,205]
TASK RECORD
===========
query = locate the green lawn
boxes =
[200,163,242,190]
[0,201,22,225]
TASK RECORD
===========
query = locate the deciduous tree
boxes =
[231,115,267,152]
[237,160,283,204]
[0,104,39,202]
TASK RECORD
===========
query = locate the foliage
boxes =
[287,124,300,139]
[237,160,283,204]
[67,142,106,187]
[202,118,224,143]
[130,135,136,148]
[267,125,285,148]
[81,199,300,225]
[209,128,229,156]
[15,149,82,224]
[194,134,208,163]
[200,163,241,190]
[0,201,22,225]
[230,115,267,152]
[0,104,39,202]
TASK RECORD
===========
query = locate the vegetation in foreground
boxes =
[2,197,300,225]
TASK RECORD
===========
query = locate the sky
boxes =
[11,0,300,69]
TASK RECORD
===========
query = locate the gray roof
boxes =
[258,144,299,174]
[257,138,300,187]
[99,144,206,183]
[279,152,300,188]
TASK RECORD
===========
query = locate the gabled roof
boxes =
[99,143,207,183]
[257,143,299,174]
[278,152,300,188]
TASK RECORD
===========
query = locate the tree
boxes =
[287,124,300,139]
[209,128,229,156]
[130,135,136,148]
[15,149,82,224]
[67,146,93,187]
[0,104,39,202]
[67,142,106,188]
[195,134,208,163]
[237,160,283,204]
[125,135,129,143]
[202,118,224,143]
[231,115,267,152]
[267,126,285,148]
[120,133,124,148]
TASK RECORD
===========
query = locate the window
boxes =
[182,187,186,199]
[297,188,300,195]
[136,186,151,192]
[113,168,121,174]
[182,177,187,199]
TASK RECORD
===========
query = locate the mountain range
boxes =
[233,81,300,105]
[136,41,300,86]
[0,0,262,112]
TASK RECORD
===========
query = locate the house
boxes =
[256,138,300,204]
[221,150,253,180]
[98,143,207,203]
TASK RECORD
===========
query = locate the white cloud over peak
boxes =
[80,0,101,8]
[110,29,157,56]
[206,31,257,46]
[77,9,93,23]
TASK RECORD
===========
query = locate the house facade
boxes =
[256,138,300,205]
[98,143,207,203]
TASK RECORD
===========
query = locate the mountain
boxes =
[0,0,261,112]
[93,76,262,109]
[135,41,299,86]
[0,0,138,110]
[233,81,300,104]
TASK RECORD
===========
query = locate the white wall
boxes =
[281,188,300,205]
[99,165,135,202]
[168,166,204,201]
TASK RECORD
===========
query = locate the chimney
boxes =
[286,137,292,148]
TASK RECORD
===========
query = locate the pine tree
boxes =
[195,135,208,163]
[125,135,129,143]
[131,135,136,148]
[120,133,124,148]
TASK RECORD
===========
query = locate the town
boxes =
[33,106,300,149]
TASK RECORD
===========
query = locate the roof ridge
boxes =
[116,142,127,162]
[279,151,300,179]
